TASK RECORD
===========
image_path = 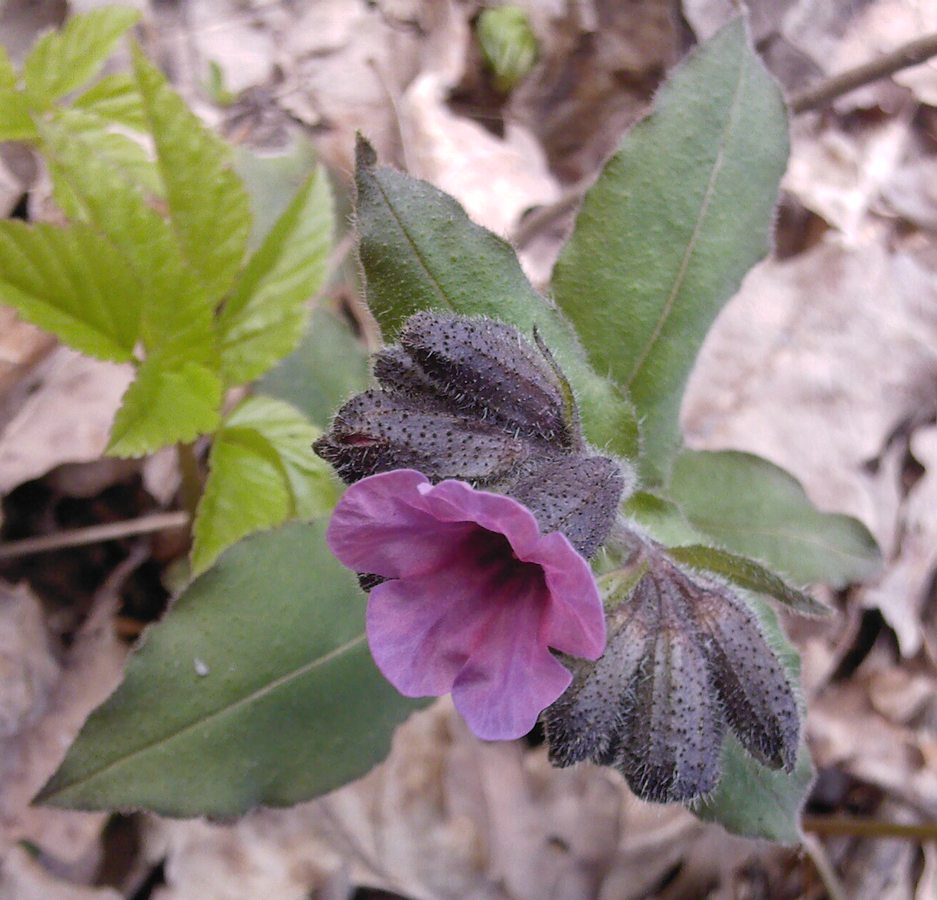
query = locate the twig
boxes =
[0,512,189,561]
[789,32,937,113]
[801,833,848,900]
[802,816,937,841]
[176,442,203,520]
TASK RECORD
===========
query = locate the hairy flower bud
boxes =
[314,312,630,558]
[545,534,800,803]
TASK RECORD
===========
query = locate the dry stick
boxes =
[0,511,189,561]
[802,816,937,841]
[789,31,937,113]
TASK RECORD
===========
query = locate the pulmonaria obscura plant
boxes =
[314,311,800,803]
[40,16,881,844]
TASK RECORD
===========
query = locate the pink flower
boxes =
[326,469,607,740]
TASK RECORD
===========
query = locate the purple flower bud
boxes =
[398,312,575,447]
[545,536,800,803]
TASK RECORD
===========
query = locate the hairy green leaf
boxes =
[694,596,813,842]
[107,356,222,457]
[40,113,215,364]
[354,137,638,460]
[0,221,141,361]
[38,520,422,816]
[72,73,146,129]
[260,308,369,428]
[552,18,788,481]
[192,396,338,574]
[23,7,139,103]
[132,46,250,299]
[669,450,881,586]
[622,490,705,546]
[218,168,333,386]
[668,544,831,616]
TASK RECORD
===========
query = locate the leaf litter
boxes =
[2,0,937,896]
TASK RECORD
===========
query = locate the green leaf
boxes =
[107,356,222,457]
[0,221,140,361]
[23,7,140,103]
[191,396,338,574]
[694,596,813,842]
[0,46,16,90]
[234,138,320,250]
[40,112,215,364]
[669,450,882,587]
[72,73,146,130]
[622,490,705,546]
[259,307,369,428]
[38,520,423,816]
[354,137,639,460]
[552,18,788,482]
[667,544,831,616]
[0,89,37,141]
[218,168,334,386]
[132,46,251,300]
[476,5,538,93]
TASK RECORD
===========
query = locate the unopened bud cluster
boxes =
[314,311,629,558]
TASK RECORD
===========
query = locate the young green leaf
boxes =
[259,308,369,428]
[552,18,788,482]
[476,5,538,93]
[40,113,215,364]
[0,221,141,361]
[131,46,251,300]
[107,356,222,457]
[72,73,146,130]
[354,137,639,460]
[669,450,882,587]
[667,544,831,616]
[191,396,338,574]
[0,46,16,90]
[694,596,813,842]
[38,520,423,816]
[622,490,706,546]
[0,91,37,141]
[23,7,140,103]
[218,168,334,386]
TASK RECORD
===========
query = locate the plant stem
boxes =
[802,815,937,841]
[0,512,189,560]
[789,32,937,113]
[176,442,203,520]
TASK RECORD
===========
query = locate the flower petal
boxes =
[529,531,605,659]
[418,478,543,557]
[365,574,478,697]
[450,582,573,740]
[327,469,472,578]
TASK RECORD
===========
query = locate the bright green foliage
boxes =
[552,19,788,482]
[219,169,333,386]
[260,308,370,428]
[72,73,147,129]
[131,48,250,299]
[0,221,141,361]
[354,137,639,461]
[666,544,831,617]
[694,596,814,842]
[669,450,882,587]
[38,521,424,816]
[476,5,538,93]
[0,46,16,89]
[107,356,222,457]
[191,396,338,574]
[23,7,139,103]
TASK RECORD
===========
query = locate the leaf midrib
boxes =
[42,632,368,800]
[623,47,749,391]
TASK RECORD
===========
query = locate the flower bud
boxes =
[545,534,800,803]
